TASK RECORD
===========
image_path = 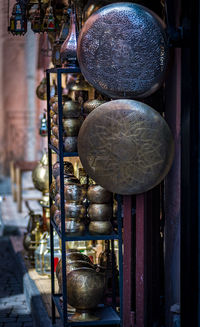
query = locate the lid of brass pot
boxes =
[32,153,49,193]
[78,99,174,195]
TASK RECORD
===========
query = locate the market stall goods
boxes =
[78,2,168,99]
[78,99,174,195]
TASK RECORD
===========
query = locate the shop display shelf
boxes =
[52,295,121,326]
[47,67,123,327]
[49,143,79,157]
[48,67,81,74]
[51,219,120,241]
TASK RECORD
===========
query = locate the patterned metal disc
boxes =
[78,100,174,195]
[77,3,168,99]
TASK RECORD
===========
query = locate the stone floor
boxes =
[0,237,33,327]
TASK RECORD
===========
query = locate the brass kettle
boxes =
[32,152,49,193]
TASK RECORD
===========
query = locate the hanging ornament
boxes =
[31,6,43,33]
[60,5,78,68]
[8,1,27,35]
[52,7,70,67]
[42,2,56,32]
[59,7,70,42]
[39,112,48,136]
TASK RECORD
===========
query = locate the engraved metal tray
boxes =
[77,3,168,99]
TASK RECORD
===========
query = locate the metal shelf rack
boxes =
[46,67,123,327]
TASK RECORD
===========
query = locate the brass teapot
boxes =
[32,152,49,193]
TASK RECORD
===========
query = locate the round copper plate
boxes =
[78,100,174,195]
[77,3,168,99]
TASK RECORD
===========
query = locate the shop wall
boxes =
[0,0,41,175]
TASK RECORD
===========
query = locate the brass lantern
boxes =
[9,1,27,35]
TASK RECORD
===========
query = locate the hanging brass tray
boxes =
[78,100,174,195]
[77,3,168,99]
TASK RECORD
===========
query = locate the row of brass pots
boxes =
[56,252,105,322]
[52,117,83,137]
[51,135,78,152]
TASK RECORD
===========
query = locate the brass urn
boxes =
[32,152,49,193]
[67,268,105,321]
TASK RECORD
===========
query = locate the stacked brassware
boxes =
[54,172,86,235]
[50,94,82,152]
[87,185,113,235]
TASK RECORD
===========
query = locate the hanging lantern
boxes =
[52,8,70,67]
[8,1,27,35]
[31,6,43,33]
[42,3,56,32]
[39,112,48,136]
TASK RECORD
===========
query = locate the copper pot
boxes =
[54,198,86,219]
[89,221,113,235]
[65,202,86,219]
[50,180,57,200]
[64,184,86,203]
[58,219,85,236]
[52,114,58,124]
[56,174,80,191]
[53,100,81,118]
[51,135,59,148]
[52,125,59,138]
[67,268,105,321]
[52,161,74,179]
[87,185,112,204]
[50,204,58,218]
[88,204,112,220]
[64,136,77,152]
[63,118,82,137]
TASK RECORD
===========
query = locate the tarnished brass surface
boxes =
[78,3,168,99]
[56,260,94,294]
[65,203,86,219]
[67,268,105,321]
[78,100,174,195]
[52,114,58,124]
[52,125,59,138]
[89,221,113,235]
[52,161,74,179]
[50,180,57,200]
[56,174,80,190]
[64,184,86,202]
[63,118,82,137]
[58,219,85,236]
[83,99,107,114]
[51,135,59,148]
[87,185,112,204]
[64,136,77,152]
[88,204,112,221]
[53,100,81,118]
